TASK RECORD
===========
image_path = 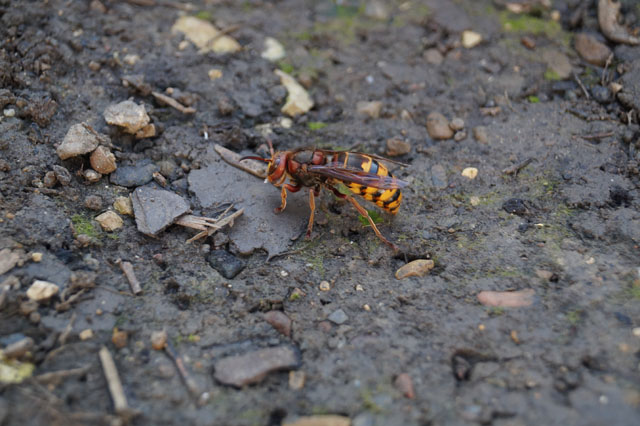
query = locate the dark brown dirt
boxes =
[1,1,639,425]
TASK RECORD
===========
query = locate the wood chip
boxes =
[98,346,129,415]
[214,143,267,178]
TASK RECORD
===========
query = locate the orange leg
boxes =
[306,189,316,239]
[346,195,398,250]
[275,183,301,213]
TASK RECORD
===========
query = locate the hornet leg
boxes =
[346,195,398,251]
[275,183,301,214]
[306,188,316,239]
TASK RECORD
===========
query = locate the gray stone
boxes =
[207,250,246,279]
[110,161,157,187]
[131,186,190,236]
[214,346,300,387]
[328,308,348,325]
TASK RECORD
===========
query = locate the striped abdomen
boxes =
[329,152,403,214]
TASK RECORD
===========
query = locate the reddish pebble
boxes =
[264,310,292,337]
[111,328,128,349]
[394,373,415,399]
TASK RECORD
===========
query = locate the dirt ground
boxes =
[1,0,640,425]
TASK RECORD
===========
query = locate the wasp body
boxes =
[242,146,408,250]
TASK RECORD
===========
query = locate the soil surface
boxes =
[1,1,640,425]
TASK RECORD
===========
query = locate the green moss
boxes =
[500,12,562,36]
[544,69,562,81]
[307,121,328,131]
[527,95,540,103]
[487,306,505,316]
[194,11,212,21]
[277,61,295,74]
[566,309,582,326]
[360,389,384,414]
[71,214,99,238]
[289,292,302,302]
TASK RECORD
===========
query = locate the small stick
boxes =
[571,131,615,140]
[33,365,91,386]
[176,208,244,243]
[98,346,130,415]
[208,24,241,46]
[163,341,202,400]
[601,53,614,86]
[59,312,77,345]
[573,72,590,100]
[117,260,142,295]
[502,158,533,175]
[151,91,196,114]
[215,143,267,178]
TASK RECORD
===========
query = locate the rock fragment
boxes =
[26,280,59,302]
[462,30,482,48]
[426,112,454,140]
[113,196,133,216]
[327,309,348,325]
[264,310,292,337]
[90,146,117,174]
[79,329,94,341]
[131,186,190,236]
[275,70,314,117]
[477,289,535,308]
[104,100,150,134]
[424,48,443,65]
[0,249,21,275]
[171,16,241,54]
[356,101,383,119]
[473,126,489,143]
[95,211,123,231]
[574,33,612,66]
[207,250,246,279]
[83,169,102,183]
[261,37,286,61]
[395,259,435,279]
[214,346,300,387]
[461,167,478,180]
[84,195,103,211]
[386,137,411,157]
[449,117,465,131]
[57,123,102,160]
[151,330,168,350]
[283,416,350,426]
[110,162,157,187]
[53,165,72,185]
[394,373,415,399]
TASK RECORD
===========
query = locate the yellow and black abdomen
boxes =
[331,153,403,214]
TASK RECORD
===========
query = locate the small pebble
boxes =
[53,165,72,186]
[426,112,453,140]
[264,310,292,337]
[151,330,168,350]
[57,123,103,160]
[26,280,59,302]
[454,130,467,141]
[395,259,435,280]
[88,60,101,71]
[469,196,480,206]
[214,346,300,387]
[477,289,535,307]
[135,123,156,139]
[42,171,57,188]
[473,126,489,143]
[356,100,383,119]
[84,195,103,211]
[449,117,465,131]
[461,167,478,180]
[386,137,411,157]
[90,146,117,174]
[355,284,364,291]
[328,309,348,325]
[113,196,133,216]
[632,327,640,337]
[574,33,612,67]
[394,373,415,399]
[462,30,482,48]
[79,329,94,341]
[83,169,102,183]
[3,108,16,117]
[319,281,331,291]
[363,304,371,311]
[104,100,150,134]
[208,68,223,80]
[112,329,128,348]
[591,85,612,104]
[95,211,123,231]
[261,37,286,62]
[424,48,443,65]
[31,252,42,262]
[289,370,305,390]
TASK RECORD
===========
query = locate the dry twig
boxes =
[573,72,590,100]
[33,365,91,386]
[116,259,142,295]
[151,91,196,114]
[502,158,533,175]
[214,143,267,178]
[99,346,134,417]
[176,207,244,243]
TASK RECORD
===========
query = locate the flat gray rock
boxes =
[131,186,190,237]
[213,346,300,387]
[110,161,157,187]
[188,147,309,257]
